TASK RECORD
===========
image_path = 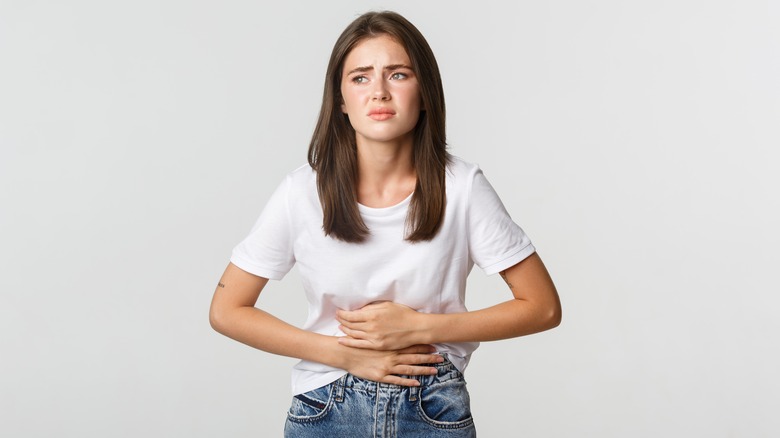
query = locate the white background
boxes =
[1,1,778,436]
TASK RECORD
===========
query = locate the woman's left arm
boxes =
[336,252,561,350]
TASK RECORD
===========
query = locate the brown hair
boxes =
[307,11,450,243]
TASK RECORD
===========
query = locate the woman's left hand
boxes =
[336,301,425,351]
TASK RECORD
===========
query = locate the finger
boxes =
[364,301,394,310]
[398,353,445,365]
[337,325,367,339]
[381,375,421,387]
[335,316,366,330]
[336,309,366,323]
[398,344,438,354]
[337,337,376,349]
[391,364,439,376]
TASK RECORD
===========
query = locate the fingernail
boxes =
[429,368,438,374]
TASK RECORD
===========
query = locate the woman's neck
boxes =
[355,137,416,208]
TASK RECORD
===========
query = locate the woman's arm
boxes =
[335,252,561,350]
[209,262,443,386]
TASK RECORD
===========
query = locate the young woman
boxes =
[210,11,561,437]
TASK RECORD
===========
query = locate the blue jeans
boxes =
[284,355,476,437]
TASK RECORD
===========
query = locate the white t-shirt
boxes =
[231,156,535,395]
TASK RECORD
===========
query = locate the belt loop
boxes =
[334,374,346,402]
[409,381,419,402]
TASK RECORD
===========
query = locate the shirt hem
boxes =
[482,243,536,276]
[229,254,287,280]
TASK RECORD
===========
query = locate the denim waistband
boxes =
[332,353,464,402]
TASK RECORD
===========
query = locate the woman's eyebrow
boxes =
[345,64,414,76]
[384,63,413,71]
[346,65,373,75]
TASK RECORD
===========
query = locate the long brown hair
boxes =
[307,11,449,243]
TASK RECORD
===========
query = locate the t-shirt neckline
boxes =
[357,192,413,217]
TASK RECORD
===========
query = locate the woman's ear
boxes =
[339,94,347,113]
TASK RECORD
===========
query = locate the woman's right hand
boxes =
[336,342,443,386]
[211,264,443,387]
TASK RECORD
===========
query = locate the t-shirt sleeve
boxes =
[230,176,296,280]
[467,168,535,275]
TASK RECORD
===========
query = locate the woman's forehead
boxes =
[343,35,411,69]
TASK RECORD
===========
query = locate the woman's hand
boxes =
[337,342,442,386]
[212,264,441,386]
[336,301,425,351]
[336,253,561,350]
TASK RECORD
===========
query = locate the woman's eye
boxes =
[352,76,368,84]
[390,72,407,80]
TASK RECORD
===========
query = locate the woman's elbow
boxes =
[530,299,561,333]
[209,302,228,334]
[548,305,562,329]
[545,301,562,330]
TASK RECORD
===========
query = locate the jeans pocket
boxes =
[286,383,333,422]
[416,378,474,428]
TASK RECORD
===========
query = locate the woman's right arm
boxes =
[209,262,442,386]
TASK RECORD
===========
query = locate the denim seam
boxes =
[415,398,475,430]
[286,383,335,423]
[334,374,345,402]
[409,385,419,402]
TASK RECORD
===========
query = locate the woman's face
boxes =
[340,35,422,147]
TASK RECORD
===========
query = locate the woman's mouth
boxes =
[368,108,395,121]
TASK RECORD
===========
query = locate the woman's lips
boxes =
[368,108,395,121]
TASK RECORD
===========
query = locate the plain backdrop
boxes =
[1,1,778,437]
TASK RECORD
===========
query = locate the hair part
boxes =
[308,10,450,243]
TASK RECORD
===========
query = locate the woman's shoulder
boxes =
[282,162,317,186]
[287,162,315,176]
[446,155,483,184]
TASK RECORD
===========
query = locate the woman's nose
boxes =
[371,80,390,101]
